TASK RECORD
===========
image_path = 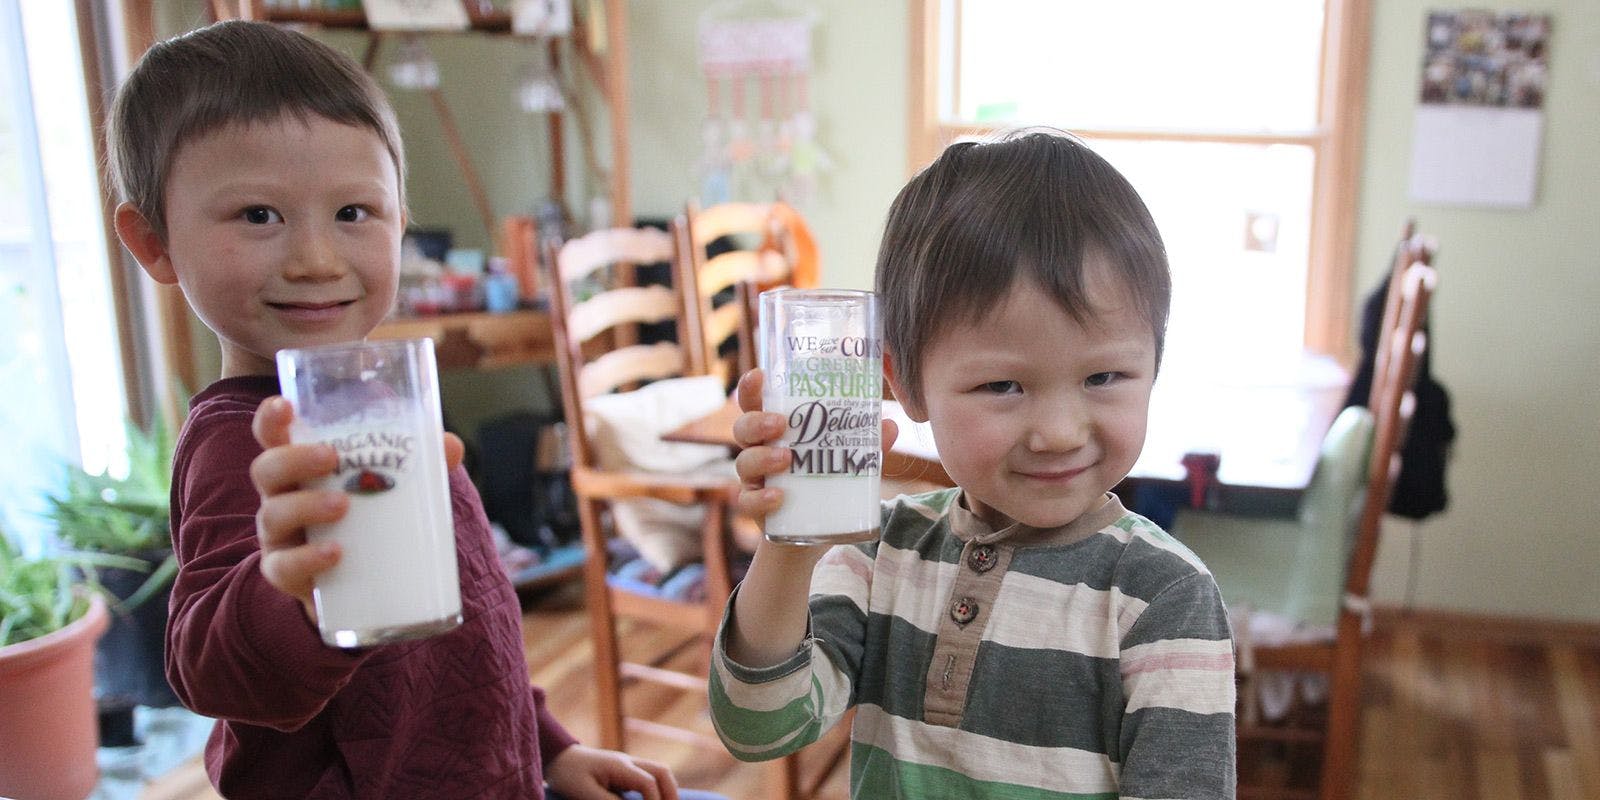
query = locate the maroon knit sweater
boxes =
[166,376,576,798]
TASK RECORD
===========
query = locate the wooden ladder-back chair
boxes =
[674,201,820,387]
[547,227,826,799]
[546,227,738,744]
[1173,255,1438,800]
[1317,262,1437,800]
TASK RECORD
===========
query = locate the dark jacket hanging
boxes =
[1343,271,1457,520]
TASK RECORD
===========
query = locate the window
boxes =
[1,0,128,551]
[910,0,1368,376]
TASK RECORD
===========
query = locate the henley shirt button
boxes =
[950,597,980,625]
[967,544,998,573]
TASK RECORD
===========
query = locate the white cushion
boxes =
[610,460,737,572]
[583,375,730,473]
[583,375,734,571]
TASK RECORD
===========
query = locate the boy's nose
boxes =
[285,227,346,281]
[1026,398,1089,453]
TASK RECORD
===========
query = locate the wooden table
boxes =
[662,353,1349,501]
[371,309,554,370]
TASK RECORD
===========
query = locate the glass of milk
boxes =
[759,289,882,544]
[276,338,462,648]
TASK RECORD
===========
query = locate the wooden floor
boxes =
[142,585,1600,800]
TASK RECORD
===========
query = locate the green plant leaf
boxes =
[45,417,174,556]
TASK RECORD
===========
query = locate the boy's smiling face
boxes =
[897,260,1156,531]
[125,115,403,377]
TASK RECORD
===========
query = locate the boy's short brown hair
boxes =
[107,20,405,240]
[875,129,1171,406]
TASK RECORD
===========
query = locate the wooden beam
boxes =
[605,0,630,225]
[425,86,498,248]
[907,0,939,175]
[1305,0,1372,360]
[76,0,147,425]
[118,1,199,414]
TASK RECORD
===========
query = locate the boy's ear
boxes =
[883,349,929,422]
[113,202,177,284]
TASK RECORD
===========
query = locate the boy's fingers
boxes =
[252,396,295,449]
[256,491,347,549]
[259,542,339,598]
[443,432,465,470]
[735,485,783,519]
[735,445,788,484]
[732,411,785,448]
[882,417,900,453]
[735,368,765,412]
[250,443,338,496]
[630,757,678,800]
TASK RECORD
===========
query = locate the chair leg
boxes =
[579,498,626,751]
[702,499,735,639]
[1317,617,1367,800]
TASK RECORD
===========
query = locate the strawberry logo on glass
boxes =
[346,469,395,494]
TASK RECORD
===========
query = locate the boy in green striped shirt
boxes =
[711,130,1236,799]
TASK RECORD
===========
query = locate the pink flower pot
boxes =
[0,593,110,800]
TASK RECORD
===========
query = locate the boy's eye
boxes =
[981,380,1021,394]
[336,205,370,223]
[242,207,281,225]
[1085,372,1121,388]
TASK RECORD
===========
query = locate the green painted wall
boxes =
[628,0,908,288]
[1354,0,1600,622]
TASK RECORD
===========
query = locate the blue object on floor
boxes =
[509,542,587,588]
[90,706,214,799]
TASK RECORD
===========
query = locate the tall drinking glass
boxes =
[276,338,462,647]
[759,289,882,544]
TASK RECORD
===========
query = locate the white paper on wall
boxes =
[1408,105,1543,208]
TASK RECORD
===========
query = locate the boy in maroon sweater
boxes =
[108,20,714,799]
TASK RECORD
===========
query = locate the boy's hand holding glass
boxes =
[730,369,899,528]
[249,392,466,628]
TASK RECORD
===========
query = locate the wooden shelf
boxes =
[242,5,515,33]
[224,0,633,228]
[371,309,554,370]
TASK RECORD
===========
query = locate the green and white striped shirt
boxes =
[711,489,1236,799]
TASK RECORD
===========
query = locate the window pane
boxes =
[957,1,1325,132]
[1,0,126,553]
[1084,139,1314,374]
[22,0,126,476]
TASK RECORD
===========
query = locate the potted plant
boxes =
[0,526,126,800]
[46,419,181,743]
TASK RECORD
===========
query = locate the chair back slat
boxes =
[704,303,744,355]
[568,285,680,344]
[578,342,688,400]
[557,226,675,285]
[698,250,789,300]
[686,202,772,247]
